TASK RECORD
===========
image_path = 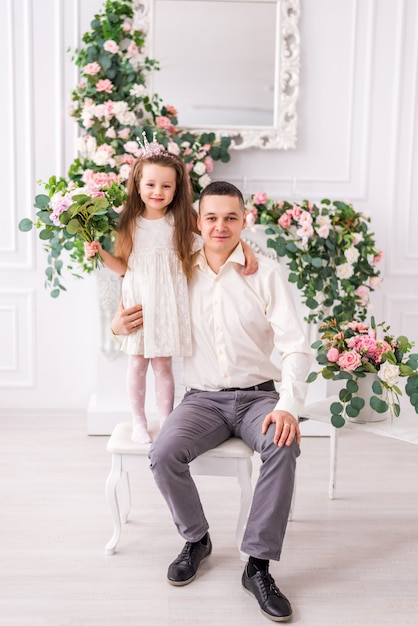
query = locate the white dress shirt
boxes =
[182,244,313,419]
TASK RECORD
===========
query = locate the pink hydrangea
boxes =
[82,170,119,192]
[50,194,73,226]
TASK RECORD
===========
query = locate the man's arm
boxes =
[111,299,143,336]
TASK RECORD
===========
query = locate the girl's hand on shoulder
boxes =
[84,241,102,259]
[241,240,258,275]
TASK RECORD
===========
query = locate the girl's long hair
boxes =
[115,153,197,279]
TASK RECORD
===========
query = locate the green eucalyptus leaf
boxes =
[372,379,383,394]
[18,218,34,232]
[330,401,343,415]
[331,414,345,428]
[351,396,365,410]
[39,229,54,240]
[346,379,358,393]
[66,218,82,235]
[34,194,50,209]
[339,388,352,402]
[306,371,318,383]
[370,396,388,413]
[346,404,359,417]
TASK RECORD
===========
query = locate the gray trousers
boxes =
[149,389,300,561]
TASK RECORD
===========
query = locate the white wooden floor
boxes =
[1,412,418,626]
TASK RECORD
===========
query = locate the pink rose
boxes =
[374,250,383,263]
[291,205,302,220]
[346,321,369,333]
[156,116,174,131]
[103,40,120,54]
[204,156,214,173]
[245,207,258,227]
[96,79,113,93]
[354,286,370,305]
[165,104,178,117]
[126,42,139,58]
[253,192,267,205]
[375,340,393,363]
[337,350,362,372]
[84,62,101,76]
[167,141,181,156]
[327,347,340,362]
[296,223,314,239]
[369,276,382,289]
[278,213,292,229]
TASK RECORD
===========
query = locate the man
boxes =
[112,181,312,622]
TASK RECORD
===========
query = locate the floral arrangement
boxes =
[19,0,231,297]
[307,318,418,427]
[245,193,383,324]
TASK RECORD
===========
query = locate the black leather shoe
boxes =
[167,534,212,586]
[242,564,292,622]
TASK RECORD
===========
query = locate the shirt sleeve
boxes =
[264,264,314,418]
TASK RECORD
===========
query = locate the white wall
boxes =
[1,0,417,416]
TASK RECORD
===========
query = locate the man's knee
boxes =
[261,436,300,468]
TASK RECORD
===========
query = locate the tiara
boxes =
[137,131,176,159]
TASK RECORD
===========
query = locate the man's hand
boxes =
[111,299,143,336]
[261,410,300,447]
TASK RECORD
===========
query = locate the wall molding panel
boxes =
[0,289,36,388]
[388,0,418,276]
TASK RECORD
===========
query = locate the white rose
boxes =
[378,361,400,386]
[335,262,354,279]
[193,162,206,176]
[316,214,331,227]
[129,84,147,98]
[344,246,360,264]
[92,151,112,166]
[199,174,212,189]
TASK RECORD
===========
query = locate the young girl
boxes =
[86,139,257,444]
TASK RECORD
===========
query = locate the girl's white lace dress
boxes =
[121,213,199,358]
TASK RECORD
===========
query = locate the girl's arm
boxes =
[240,239,258,275]
[84,241,127,276]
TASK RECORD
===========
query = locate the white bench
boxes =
[105,421,254,559]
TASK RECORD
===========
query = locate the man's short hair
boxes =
[199,181,245,212]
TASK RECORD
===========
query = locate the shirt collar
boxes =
[192,243,246,272]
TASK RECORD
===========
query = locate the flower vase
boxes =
[348,373,389,423]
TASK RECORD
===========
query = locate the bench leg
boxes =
[119,471,131,523]
[236,457,253,561]
[105,453,123,555]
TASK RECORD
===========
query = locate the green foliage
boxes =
[307,318,418,427]
[19,0,232,296]
[246,196,382,325]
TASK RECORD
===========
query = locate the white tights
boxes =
[127,355,175,443]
